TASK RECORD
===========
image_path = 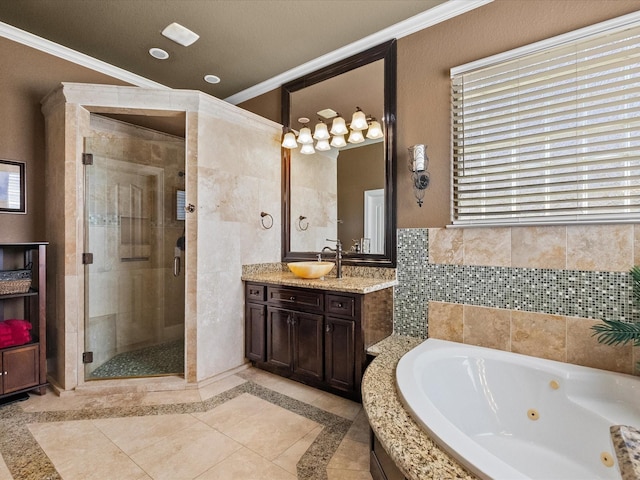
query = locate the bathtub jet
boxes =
[396,339,640,480]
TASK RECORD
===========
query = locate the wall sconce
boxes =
[282,107,383,154]
[408,144,430,207]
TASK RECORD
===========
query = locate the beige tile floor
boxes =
[0,368,373,480]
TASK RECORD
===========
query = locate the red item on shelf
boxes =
[4,319,32,330]
[0,319,32,347]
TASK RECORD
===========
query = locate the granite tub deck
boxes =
[611,425,640,480]
[364,336,640,480]
[362,335,478,480]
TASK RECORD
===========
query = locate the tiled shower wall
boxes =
[393,226,639,338]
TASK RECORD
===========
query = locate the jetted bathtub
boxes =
[396,339,640,480]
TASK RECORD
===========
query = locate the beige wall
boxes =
[238,0,640,229]
[0,37,128,242]
[337,142,385,249]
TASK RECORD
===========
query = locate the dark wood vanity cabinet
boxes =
[245,282,392,400]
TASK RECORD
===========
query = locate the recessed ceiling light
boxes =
[204,74,221,84]
[297,117,310,124]
[161,22,199,47]
[149,47,169,60]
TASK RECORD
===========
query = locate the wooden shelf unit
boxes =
[0,243,48,398]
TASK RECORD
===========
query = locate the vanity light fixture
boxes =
[408,144,430,207]
[347,129,365,144]
[330,135,347,148]
[312,121,330,140]
[281,107,383,153]
[366,119,383,139]
[330,115,349,135]
[350,107,368,130]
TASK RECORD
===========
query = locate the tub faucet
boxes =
[322,239,343,278]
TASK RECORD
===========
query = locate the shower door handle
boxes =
[174,256,181,277]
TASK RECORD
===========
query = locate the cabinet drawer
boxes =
[326,294,355,318]
[246,284,266,302]
[267,287,323,311]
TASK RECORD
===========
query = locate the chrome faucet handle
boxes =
[316,253,322,261]
[325,238,342,250]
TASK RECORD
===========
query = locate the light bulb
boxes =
[281,132,298,148]
[316,139,331,151]
[366,120,383,139]
[330,135,347,148]
[313,122,330,140]
[350,108,368,130]
[330,116,348,135]
[297,126,313,144]
[300,143,316,155]
[348,129,365,144]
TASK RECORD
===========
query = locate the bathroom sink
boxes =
[287,261,334,279]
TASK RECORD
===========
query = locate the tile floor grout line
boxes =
[0,379,354,480]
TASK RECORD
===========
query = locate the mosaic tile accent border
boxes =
[394,228,636,338]
[0,380,351,480]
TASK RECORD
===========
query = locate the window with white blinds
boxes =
[451,13,640,226]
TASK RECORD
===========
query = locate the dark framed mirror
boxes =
[282,39,396,267]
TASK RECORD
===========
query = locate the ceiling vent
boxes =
[161,22,199,47]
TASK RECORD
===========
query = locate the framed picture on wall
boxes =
[0,160,26,214]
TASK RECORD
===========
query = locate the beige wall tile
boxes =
[463,305,510,351]
[511,226,566,269]
[428,228,463,265]
[463,228,511,267]
[510,311,566,362]
[567,225,633,272]
[566,317,633,374]
[427,301,463,342]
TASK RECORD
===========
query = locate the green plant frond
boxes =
[591,319,640,347]
[631,265,640,305]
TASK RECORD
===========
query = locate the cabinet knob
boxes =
[337,303,343,308]
[289,296,296,301]
[325,324,332,333]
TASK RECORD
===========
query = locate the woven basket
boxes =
[0,269,32,295]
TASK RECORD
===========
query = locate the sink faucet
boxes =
[322,239,343,278]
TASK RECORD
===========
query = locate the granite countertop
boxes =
[362,335,478,480]
[241,264,397,294]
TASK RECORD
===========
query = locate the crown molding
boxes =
[224,0,493,105]
[0,21,169,89]
[0,0,492,102]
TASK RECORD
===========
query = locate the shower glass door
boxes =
[83,130,185,380]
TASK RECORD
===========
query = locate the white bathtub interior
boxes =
[396,339,640,480]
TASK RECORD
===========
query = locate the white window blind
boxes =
[451,13,640,226]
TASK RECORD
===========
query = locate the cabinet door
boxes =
[267,308,293,369]
[245,303,266,362]
[325,317,355,392]
[292,312,324,380]
[2,344,39,394]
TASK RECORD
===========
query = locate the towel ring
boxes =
[260,212,273,229]
[298,215,309,231]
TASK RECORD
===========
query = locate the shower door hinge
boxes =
[82,253,94,265]
[82,351,94,364]
[82,153,93,165]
